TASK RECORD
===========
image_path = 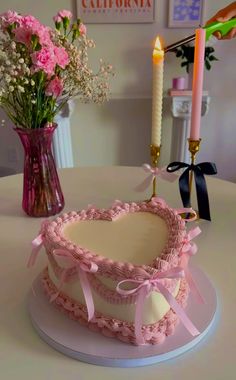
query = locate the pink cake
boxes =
[29,197,201,345]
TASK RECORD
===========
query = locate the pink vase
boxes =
[15,125,65,217]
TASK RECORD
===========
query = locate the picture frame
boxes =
[168,0,205,28]
[76,0,155,24]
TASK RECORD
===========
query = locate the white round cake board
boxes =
[27,265,218,367]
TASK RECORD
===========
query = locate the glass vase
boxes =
[15,125,65,217]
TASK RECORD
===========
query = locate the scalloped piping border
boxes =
[41,199,186,281]
[42,267,189,346]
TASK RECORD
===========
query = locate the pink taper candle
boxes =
[190,28,206,140]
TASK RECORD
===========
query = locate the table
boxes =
[1,166,236,380]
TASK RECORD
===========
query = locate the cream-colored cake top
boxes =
[63,212,168,265]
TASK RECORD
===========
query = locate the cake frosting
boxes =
[29,197,201,345]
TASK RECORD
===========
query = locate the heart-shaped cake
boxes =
[33,198,200,345]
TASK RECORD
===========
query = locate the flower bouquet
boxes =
[0,9,113,217]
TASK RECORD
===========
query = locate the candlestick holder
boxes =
[150,144,161,198]
[188,138,201,195]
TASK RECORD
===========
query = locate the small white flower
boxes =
[17,85,25,93]
[11,42,16,49]
[31,100,36,104]
[9,86,14,92]
[31,80,35,86]
[6,60,11,66]
[19,58,24,64]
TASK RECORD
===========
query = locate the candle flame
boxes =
[153,36,164,63]
[154,37,163,52]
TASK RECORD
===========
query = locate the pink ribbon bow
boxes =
[116,267,200,345]
[180,226,204,304]
[135,164,178,192]
[27,234,44,268]
[51,249,98,321]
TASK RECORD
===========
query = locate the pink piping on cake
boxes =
[42,267,189,346]
[48,253,180,305]
[41,199,186,281]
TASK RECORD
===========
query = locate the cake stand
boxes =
[28,265,218,367]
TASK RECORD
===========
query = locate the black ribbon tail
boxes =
[194,167,211,221]
[179,168,191,208]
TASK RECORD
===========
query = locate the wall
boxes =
[0,0,235,181]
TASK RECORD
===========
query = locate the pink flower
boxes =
[14,27,32,46]
[31,47,56,76]
[13,14,52,48]
[0,10,22,28]
[79,23,86,36]
[58,10,72,19]
[21,15,41,28]
[46,77,63,98]
[37,25,52,46]
[53,15,62,23]
[54,46,69,69]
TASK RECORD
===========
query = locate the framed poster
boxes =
[168,0,205,28]
[76,0,155,24]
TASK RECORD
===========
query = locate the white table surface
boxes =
[1,166,236,380]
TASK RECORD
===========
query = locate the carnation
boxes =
[46,77,63,98]
[0,10,22,28]
[54,46,69,69]
[31,47,56,76]
[0,9,114,129]
[58,10,72,19]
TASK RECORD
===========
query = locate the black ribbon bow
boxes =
[167,161,217,221]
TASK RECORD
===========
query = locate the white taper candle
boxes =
[152,37,164,147]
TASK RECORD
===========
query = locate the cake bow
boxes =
[135,164,178,192]
[116,267,200,345]
[51,249,98,321]
[28,233,44,267]
[180,227,205,304]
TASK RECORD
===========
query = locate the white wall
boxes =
[0,0,236,181]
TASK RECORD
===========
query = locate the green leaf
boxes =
[207,47,214,54]
[205,60,211,70]
[176,50,182,58]
[209,55,219,61]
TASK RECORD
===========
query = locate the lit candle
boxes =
[190,28,206,140]
[152,37,164,147]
